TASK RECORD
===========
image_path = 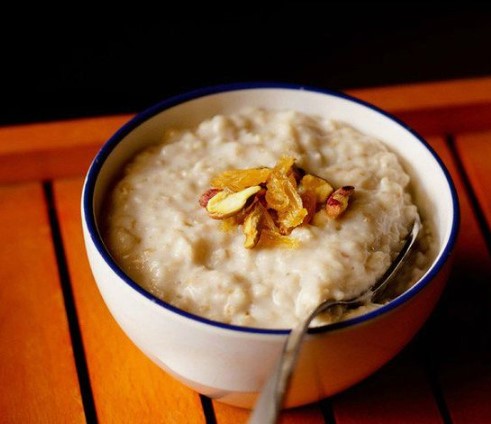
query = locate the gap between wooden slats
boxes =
[52,178,207,423]
[0,182,85,422]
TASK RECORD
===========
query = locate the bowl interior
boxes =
[85,85,458,330]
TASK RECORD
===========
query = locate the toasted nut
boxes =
[243,203,263,248]
[301,174,334,203]
[199,188,222,207]
[326,186,354,219]
[206,185,262,219]
[234,188,267,225]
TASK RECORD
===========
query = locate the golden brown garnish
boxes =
[265,156,308,234]
[300,174,333,203]
[242,203,263,248]
[300,190,317,225]
[199,156,354,248]
[211,168,271,191]
[325,186,355,219]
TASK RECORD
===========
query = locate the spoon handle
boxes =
[247,300,339,424]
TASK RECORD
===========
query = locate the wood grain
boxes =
[0,115,131,183]
[349,78,491,136]
[348,76,491,113]
[0,182,85,422]
[53,177,206,423]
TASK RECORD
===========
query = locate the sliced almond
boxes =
[206,185,262,219]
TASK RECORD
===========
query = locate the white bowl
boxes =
[81,83,459,408]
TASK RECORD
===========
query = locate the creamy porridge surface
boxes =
[103,108,433,328]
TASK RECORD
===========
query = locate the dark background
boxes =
[2,6,491,126]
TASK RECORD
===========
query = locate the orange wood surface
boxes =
[435,133,491,424]
[0,183,85,422]
[454,131,491,228]
[214,398,326,423]
[331,352,443,424]
[348,76,491,113]
[53,178,206,423]
[1,76,491,423]
[0,115,131,183]
[349,77,491,135]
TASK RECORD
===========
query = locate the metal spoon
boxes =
[248,217,421,424]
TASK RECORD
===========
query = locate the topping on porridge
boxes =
[200,156,354,248]
[326,186,355,219]
[204,185,261,219]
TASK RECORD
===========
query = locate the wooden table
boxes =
[2,77,491,423]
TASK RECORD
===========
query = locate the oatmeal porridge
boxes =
[103,108,433,328]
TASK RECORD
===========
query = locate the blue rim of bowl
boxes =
[82,82,460,336]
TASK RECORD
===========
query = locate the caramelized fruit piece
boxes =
[211,168,271,191]
[259,229,300,249]
[300,190,317,224]
[300,174,334,203]
[265,156,307,233]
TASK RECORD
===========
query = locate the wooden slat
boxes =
[0,115,131,155]
[0,182,85,422]
[348,77,491,136]
[332,352,442,424]
[432,133,491,424]
[348,76,491,113]
[53,177,206,423]
[214,399,325,423]
[0,115,131,183]
[454,131,491,228]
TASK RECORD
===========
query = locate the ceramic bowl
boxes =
[81,83,459,408]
